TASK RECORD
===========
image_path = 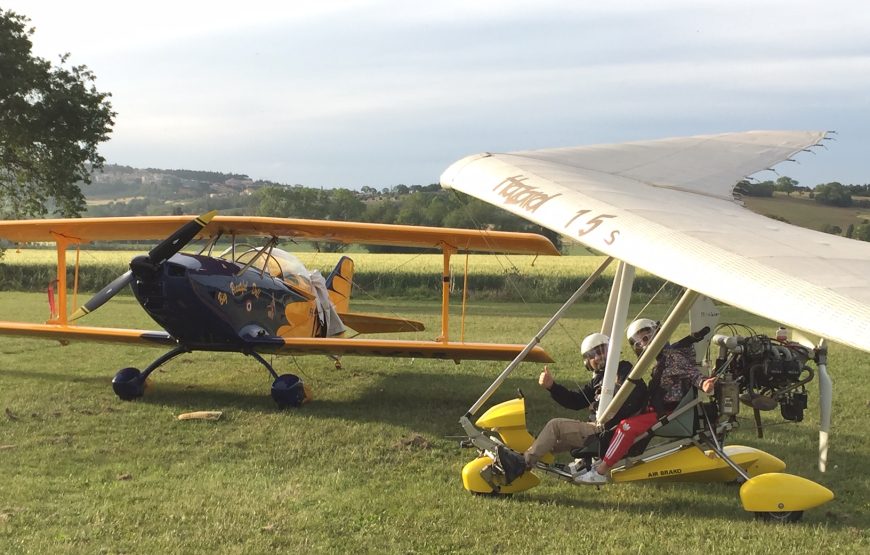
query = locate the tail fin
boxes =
[325,256,354,313]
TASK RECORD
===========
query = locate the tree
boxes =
[813,182,852,207]
[821,223,842,235]
[735,179,774,197]
[775,176,798,196]
[854,224,870,242]
[0,9,115,219]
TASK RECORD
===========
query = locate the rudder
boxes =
[326,256,354,313]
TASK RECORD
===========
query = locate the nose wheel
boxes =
[111,345,189,401]
[112,367,145,400]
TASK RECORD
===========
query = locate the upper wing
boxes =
[0,216,558,255]
[441,130,870,353]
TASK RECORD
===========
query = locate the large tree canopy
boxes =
[0,9,115,219]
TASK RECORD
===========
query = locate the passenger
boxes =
[575,319,717,485]
[496,333,647,484]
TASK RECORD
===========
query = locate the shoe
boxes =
[575,468,608,485]
[495,445,527,485]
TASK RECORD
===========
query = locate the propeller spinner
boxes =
[70,211,217,321]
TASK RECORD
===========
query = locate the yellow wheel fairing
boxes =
[740,473,834,512]
[461,456,541,494]
[475,398,528,429]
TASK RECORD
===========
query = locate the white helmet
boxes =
[581,332,609,358]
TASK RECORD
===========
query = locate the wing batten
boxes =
[442,130,870,353]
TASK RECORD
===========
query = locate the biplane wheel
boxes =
[271,373,307,409]
[112,367,145,401]
[754,510,804,523]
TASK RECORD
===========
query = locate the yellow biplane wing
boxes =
[0,215,560,255]
[0,322,553,363]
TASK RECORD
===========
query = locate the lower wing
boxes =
[0,322,552,362]
[0,322,174,346]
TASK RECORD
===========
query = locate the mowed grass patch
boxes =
[0,293,868,553]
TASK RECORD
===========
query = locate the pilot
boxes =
[575,319,717,485]
[496,332,647,484]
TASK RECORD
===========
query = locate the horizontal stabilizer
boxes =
[337,312,425,334]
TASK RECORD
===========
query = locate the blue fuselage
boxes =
[130,253,311,349]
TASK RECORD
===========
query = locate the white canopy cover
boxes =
[441,131,870,353]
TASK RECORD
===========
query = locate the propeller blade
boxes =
[791,330,818,350]
[147,210,217,265]
[70,270,134,321]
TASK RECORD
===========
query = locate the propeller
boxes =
[70,210,217,321]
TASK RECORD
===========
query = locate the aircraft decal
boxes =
[492,175,561,213]
[564,210,620,245]
[229,280,248,296]
[647,469,682,478]
[216,291,228,306]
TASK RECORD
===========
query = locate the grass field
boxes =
[1,293,868,553]
[744,193,870,232]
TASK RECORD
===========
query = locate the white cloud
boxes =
[4,0,870,186]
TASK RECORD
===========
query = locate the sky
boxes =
[6,0,870,189]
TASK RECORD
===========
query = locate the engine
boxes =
[712,330,814,423]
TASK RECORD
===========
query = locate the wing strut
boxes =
[438,246,456,342]
[596,262,635,422]
[817,340,831,472]
[461,256,614,425]
[597,288,701,426]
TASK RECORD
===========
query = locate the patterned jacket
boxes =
[648,345,704,414]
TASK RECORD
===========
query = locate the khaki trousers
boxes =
[524,418,596,466]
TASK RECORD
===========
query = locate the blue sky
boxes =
[8,1,870,188]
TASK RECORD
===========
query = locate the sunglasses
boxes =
[629,327,654,348]
[583,344,608,360]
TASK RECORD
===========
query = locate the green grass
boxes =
[744,193,870,232]
[1,293,868,553]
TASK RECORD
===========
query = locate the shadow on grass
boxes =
[2,368,112,385]
[8,363,865,528]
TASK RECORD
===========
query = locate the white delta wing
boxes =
[441,131,870,353]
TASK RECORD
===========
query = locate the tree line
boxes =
[738,176,869,208]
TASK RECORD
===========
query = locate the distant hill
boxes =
[743,192,870,233]
[86,165,257,202]
[81,165,869,242]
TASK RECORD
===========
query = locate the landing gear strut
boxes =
[246,351,309,409]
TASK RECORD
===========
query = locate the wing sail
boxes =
[442,130,870,353]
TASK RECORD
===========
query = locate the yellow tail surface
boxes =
[326,256,354,313]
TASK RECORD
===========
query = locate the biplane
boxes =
[442,130,870,521]
[0,215,557,406]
